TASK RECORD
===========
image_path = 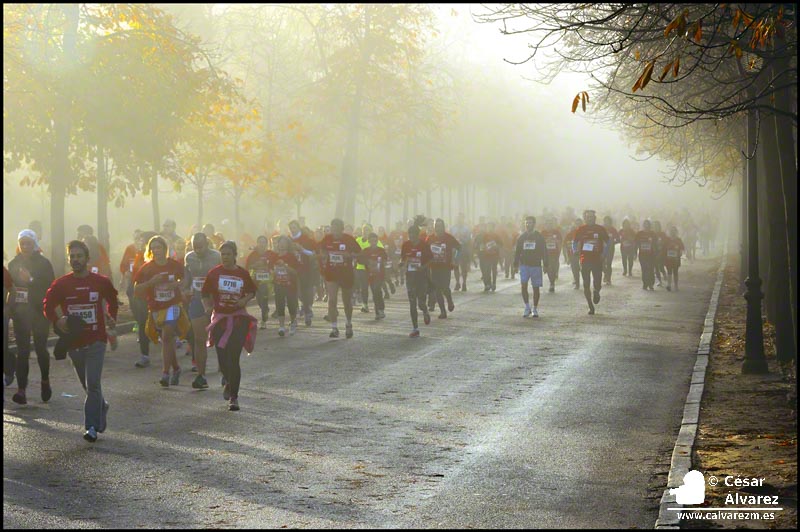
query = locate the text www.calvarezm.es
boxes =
[678,511,775,520]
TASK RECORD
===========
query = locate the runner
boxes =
[245,235,277,329]
[43,240,117,442]
[602,215,620,285]
[272,236,301,337]
[400,225,433,337]
[8,229,55,404]
[357,232,388,319]
[635,220,657,290]
[77,225,111,278]
[450,213,472,292]
[653,220,667,287]
[133,235,190,387]
[288,220,318,327]
[539,216,563,293]
[121,230,153,368]
[573,210,610,315]
[354,223,377,314]
[388,222,407,288]
[318,218,361,339]
[376,227,396,300]
[514,216,548,318]
[663,226,685,292]
[683,218,698,263]
[201,241,257,411]
[161,219,181,255]
[618,218,637,277]
[427,218,461,318]
[3,265,15,398]
[182,232,221,389]
[565,218,583,290]
[474,222,502,292]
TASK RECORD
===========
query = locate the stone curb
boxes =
[655,248,728,528]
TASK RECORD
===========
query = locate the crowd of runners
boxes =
[3,208,718,441]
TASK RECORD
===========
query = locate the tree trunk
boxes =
[50,3,79,276]
[96,146,110,254]
[152,169,160,232]
[740,163,747,288]
[403,192,408,223]
[426,188,432,217]
[761,110,796,364]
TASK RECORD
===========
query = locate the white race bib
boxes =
[407,258,421,272]
[430,244,444,256]
[68,303,97,325]
[15,287,29,304]
[154,284,175,302]
[91,266,99,274]
[667,250,678,258]
[218,275,244,294]
[582,242,594,252]
[546,242,557,250]
[485,241,496,250]
[641,242,652,251]
[329,253,344,264]
[275,266,288,277]
[523,241,536,250]
[254,271,270,282]
[192,277,205,291]
[394,248,401,255]
[385,260,393,269]
[129,261,135,272]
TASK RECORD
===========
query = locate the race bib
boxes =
[68,303,97,325]
[329,253,344,264]
[218,275,244,294]
[254,271,270,282]
[486,241,497,250]
[582,242,594,252]
[192,277,205,291]
[546,241,557,250]
[129,261,135,272]
[523,241,536,251]
[15,287,29,304]
[394,248,401,255]
[641,242,652,251]
[622,241,633,248]
[407,258,421,272]
[385,260,393,269]
[430,244,444,256]
[275,266,288,278]
[91,266,99,274]
[154,284,175,302]
[667,250,678,258]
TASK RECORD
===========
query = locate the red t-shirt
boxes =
[120,244,138,275]
[388,231,406,259]
[201,264,257,313]
[426,232,461,269]
[273,253,301,288]
[245,249,279,283]
[318,234,361,277]
[401,240,433,273]
[619,228,636,250]
[573,224,610,264]
[133,258,184,311]
[43,272,119,349]
[605,226,620,246]
[359,246,388,283]
[636,230,657,257]
[290,233,317,273]
[663,237,685,262]
[540,229,563,256]
[477,232,501,258]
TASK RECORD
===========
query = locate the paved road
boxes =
[3,255,720,528]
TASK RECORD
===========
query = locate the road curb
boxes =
[655,249,727,528]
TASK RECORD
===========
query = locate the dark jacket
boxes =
[514,231,548,269]
[7,252,56,313]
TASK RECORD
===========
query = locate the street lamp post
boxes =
[742,108,768,374]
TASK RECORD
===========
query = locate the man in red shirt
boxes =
[318,218,361,339]
[474,222,502,292]
[564,218,583,290]
[427,218,461,318]
[288,220,318,327]
[602,215,620,285]
[357,233,388,319]
[618,218,637,277]
[401,225,433,337]
[662,225,686,292]
[43,240,118,442]
[636,220,657,291]
[539,216,563,293]
[573,210,610,315]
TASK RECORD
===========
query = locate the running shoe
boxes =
[438,312,447,319]
[289,321,297,336]
[12,388,27,405]
[375,310,385,319]
[41,380,52,402]
[345,324,353,339]
[170,368,181,386]
[409,329,420,338]
[523,307,531,318]
[329,328,340,338]
[278,327,285,337]
[159,373,170,387]
[360,305,369,313]
[532,308,539,318]
[192,375,209,389]
[593,290,600,304]
[229,397,240,411]
[83,426,98,443]
[423,312,431,325]
[135,355,150,368]
[447,300,455,312]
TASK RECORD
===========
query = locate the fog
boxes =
[3,4,738,266]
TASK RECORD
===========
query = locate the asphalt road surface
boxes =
[3,255,720,528]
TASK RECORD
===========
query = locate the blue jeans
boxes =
[68,341,107,431]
